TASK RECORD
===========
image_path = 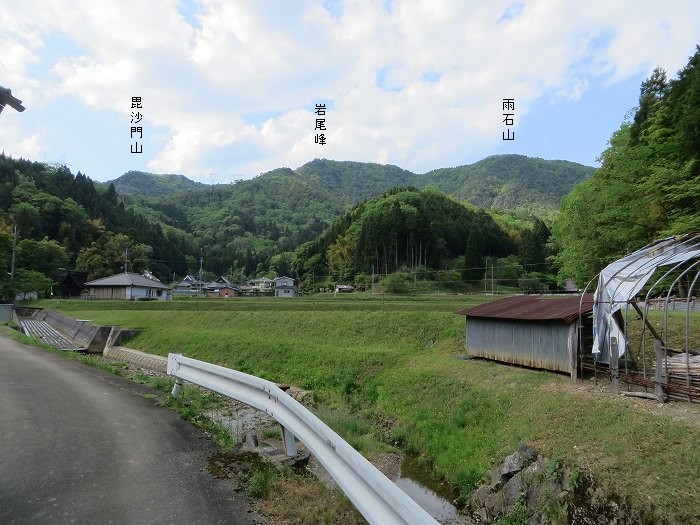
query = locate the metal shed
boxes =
[456,294,594,378]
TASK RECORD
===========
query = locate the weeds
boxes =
[493,495,528,525]
[567,466,582,491]
[245,462,278,498]
[262,427,281,439]
[545,458,563,484]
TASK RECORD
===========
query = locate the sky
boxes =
[0,0,699,184]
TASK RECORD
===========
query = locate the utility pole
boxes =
[371,265,375,296]
[9,225,17,299]
[198,254,204,295]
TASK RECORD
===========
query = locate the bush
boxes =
[383,273,410,294]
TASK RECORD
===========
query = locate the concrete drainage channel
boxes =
[14,307,466,524]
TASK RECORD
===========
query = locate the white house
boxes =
[274,276,297,297]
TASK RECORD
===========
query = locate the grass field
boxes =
[33,294,700,522]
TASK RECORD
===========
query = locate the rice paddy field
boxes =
[33,294,700,522]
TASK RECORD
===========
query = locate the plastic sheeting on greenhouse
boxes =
[592,233,700,364]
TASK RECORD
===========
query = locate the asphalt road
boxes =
[0,331,262,525]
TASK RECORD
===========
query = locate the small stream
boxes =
[396,456,468,524]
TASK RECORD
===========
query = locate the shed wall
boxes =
[466,319,573,373]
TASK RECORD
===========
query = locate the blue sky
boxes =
[1,1,699,183]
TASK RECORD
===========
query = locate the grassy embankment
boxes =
[35,295,700,522]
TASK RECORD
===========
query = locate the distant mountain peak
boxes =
[109,170,204,197]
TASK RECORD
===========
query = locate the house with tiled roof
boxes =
[85,272,171,301]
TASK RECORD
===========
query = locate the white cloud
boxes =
[1,0,699,180]
[0,115,44,159]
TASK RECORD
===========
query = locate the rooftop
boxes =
[456,294,594,324]
[85,272,170,290]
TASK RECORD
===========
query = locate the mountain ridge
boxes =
[110,154,595,213]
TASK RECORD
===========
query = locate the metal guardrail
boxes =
[166,353,438,525]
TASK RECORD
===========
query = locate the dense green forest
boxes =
[291,187,556,293]
[415,155,594,216]
[553,46,700,286]
[121,168,348,279]
[0,156,197,298]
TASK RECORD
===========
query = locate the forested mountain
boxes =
[111,155,586,281]
[115,154,593,215]
[110,170,204,197]
[553,46,700,286]
[416,155,594,213]
[0,156,196,297]
[295,159,416,202]
[122,168,347,279]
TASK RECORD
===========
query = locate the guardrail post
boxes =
[172,377,184,397]
[168,353,183,397]
[277,383,298,457]
[281,425,297,457]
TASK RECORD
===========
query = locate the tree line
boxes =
[553,45,700,286]
[292,187,554,292]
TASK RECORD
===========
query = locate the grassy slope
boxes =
[38,296,700,521]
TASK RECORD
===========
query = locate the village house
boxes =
[274,276,298,297]
[173,274,203,295]
[202,276,240,298]
[84,272,171,301]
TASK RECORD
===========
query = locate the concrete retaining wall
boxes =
[0,304,13,323]
[106,327,142,348]
[14,307,164,372]
[33,310,111,353]
[103,346,167,373]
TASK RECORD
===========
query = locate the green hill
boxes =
[109,170,204,197]
[416,154,595,212]
[295,159,415,202]
[122,168,348,277]
[292,187,515,290]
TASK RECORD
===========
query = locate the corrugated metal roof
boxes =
[85,272,170,290]
[456,294,594,324]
